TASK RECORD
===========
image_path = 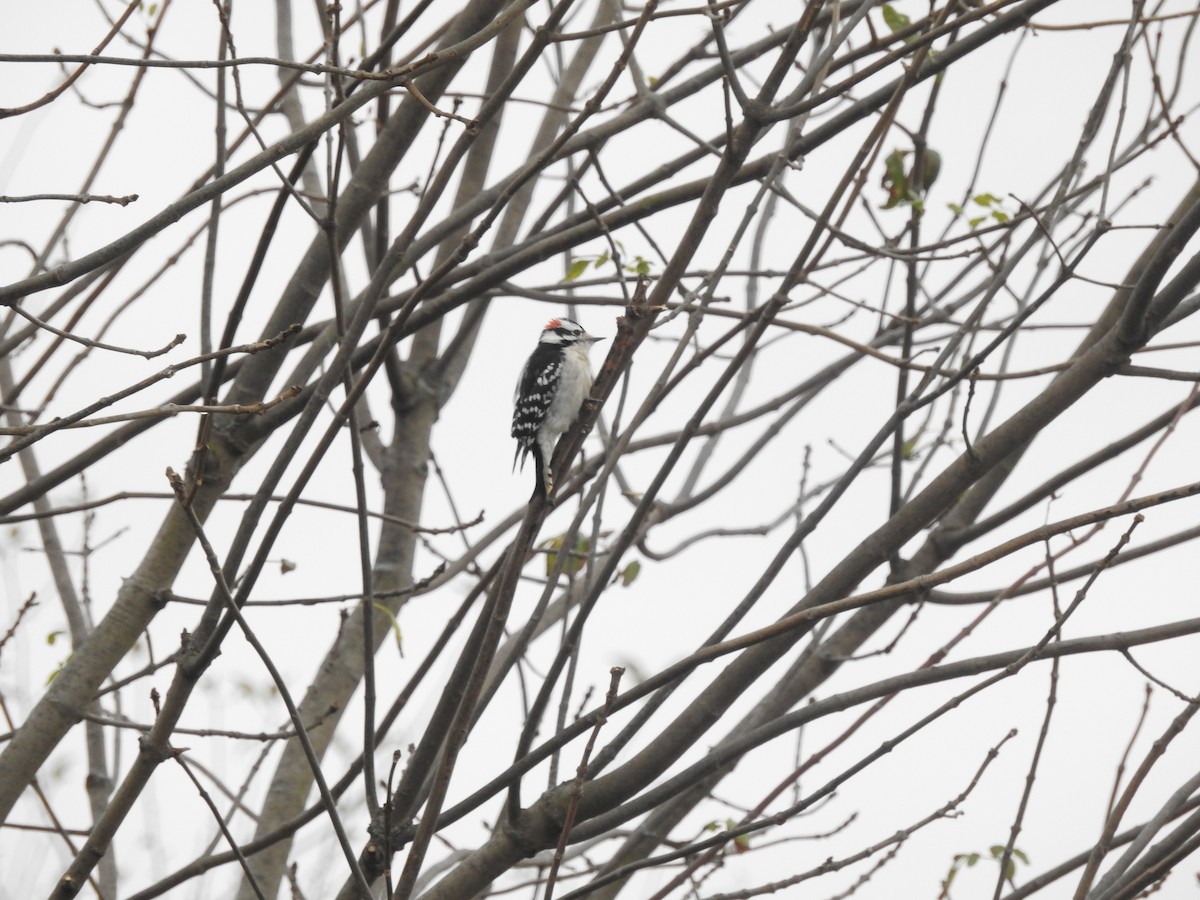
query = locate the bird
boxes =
[512,317,604,499]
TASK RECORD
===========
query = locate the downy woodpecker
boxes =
[512,317,603,499]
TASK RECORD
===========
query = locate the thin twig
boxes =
[171,753,267,900]
[7,302,184,358]
[0,386,301,435]
[0,193,138,205]
[163,468,375,899]
[544,667,624,900]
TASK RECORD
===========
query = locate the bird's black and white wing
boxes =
[511,343,562,471]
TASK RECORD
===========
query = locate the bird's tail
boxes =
[530,443,551,501]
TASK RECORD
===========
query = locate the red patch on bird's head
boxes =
[544,318,562,331]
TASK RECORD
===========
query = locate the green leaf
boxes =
[541,533,590,576]
[881,149,910,209]
[564,258,590,282]
[947,202,964,215]
[619,560,641,587]
[372,602,404,652]
[881,147,937,211]
[991,210,1010,223]
[46,654,71,685]
[543,535,563,575]
[46,629,65,646]
[569,535,590,575]
[965,852,980,866]
[968,215,987,228]
[921,148,942,189]
[723,818,750,852]
[882,4,911,32]
[1012,848,1030,864]
[595,251,609,268]
[973,192,1001,207]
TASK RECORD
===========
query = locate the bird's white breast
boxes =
[542,343,594,435]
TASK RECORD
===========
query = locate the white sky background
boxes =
[3,1,1200,898]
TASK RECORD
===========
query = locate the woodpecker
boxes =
[512,317,604,499]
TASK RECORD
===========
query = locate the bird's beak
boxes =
[589,334,605,343]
